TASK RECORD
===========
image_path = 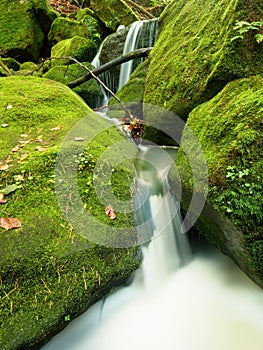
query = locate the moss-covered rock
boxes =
[0,76,140,349]
[90,0,139,31]
[174,76,263,286]
[0,0,57,62]
[144,0,263,120]
[44,63,104,108]
[50,36,97,66]
[48,14,102,47]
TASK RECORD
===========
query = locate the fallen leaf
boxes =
[35,146,47,152]
[1,124,9,128]
[74,136,85,141]
[11,145,21,152]
[105,205,116,220]
[0,218,21,230]
[50,125,61,131]
[1,184,17,195]
[0,163,9,171]
[36,135,43,142]
[18,153,28,163]
[0,198,8,204]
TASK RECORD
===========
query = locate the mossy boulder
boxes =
[44,63,104,108]
[174,76,263,287]
[90,0,139,31]
[144,0,263,120]
[48,14,102,47]
[0,76,140,349]
[50,36,97,66]
[0,0,57,62]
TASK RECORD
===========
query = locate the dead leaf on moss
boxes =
[0,163,9,171]
[36,146,47,152]
[11,145,21,152]
[50,125,62,131]
[1,124,9,128]
[36,135,43,142]
[105,205,117,220]
[18,153,28,163]
[0,218,21,230]
[0,193,7,204]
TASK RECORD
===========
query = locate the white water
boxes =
[42,146,263,350]
[91,19,158,106]
[118,18,158,90]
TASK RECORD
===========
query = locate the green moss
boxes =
[48,14,102,47]
[90,0,139,31]
[144,0,263,120]
[50,36,97,65]
[43,63,103,108]
[0,0,45,62]
[175,76,263,280]
[0,76,140,349]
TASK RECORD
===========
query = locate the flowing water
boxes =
[42,146,263,350]
[91,19,158,106]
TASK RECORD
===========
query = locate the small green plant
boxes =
[210,165,263,229]
[231,20,263,43]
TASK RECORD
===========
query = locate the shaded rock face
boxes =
[0,0,57,62]
[144,0,263,120]
[174,76,263,287]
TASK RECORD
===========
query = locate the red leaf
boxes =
[105,205,116,220]
[0,218,22,230]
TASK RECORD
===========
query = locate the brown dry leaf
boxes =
[0,198,8,204]
[50,125,62,131]
[105,205,117,220]
[1,124,9,128]
[18,153,28,163]
[36,135,43,142]
[0,218,21,230]
[0,163,9,171]
[11,145,21,152]
[35,146,47,152]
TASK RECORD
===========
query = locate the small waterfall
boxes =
[118,18,158,90]
[134,145,191,290]
[42,146,263,350]
[91,19,158,106]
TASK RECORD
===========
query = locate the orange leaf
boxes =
[105,205,116,220]
[0,218,21,230]
[0,163,9,171]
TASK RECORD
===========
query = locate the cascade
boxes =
[91,19,158,105]
[118,18,158,90]
[42,145,263,350]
